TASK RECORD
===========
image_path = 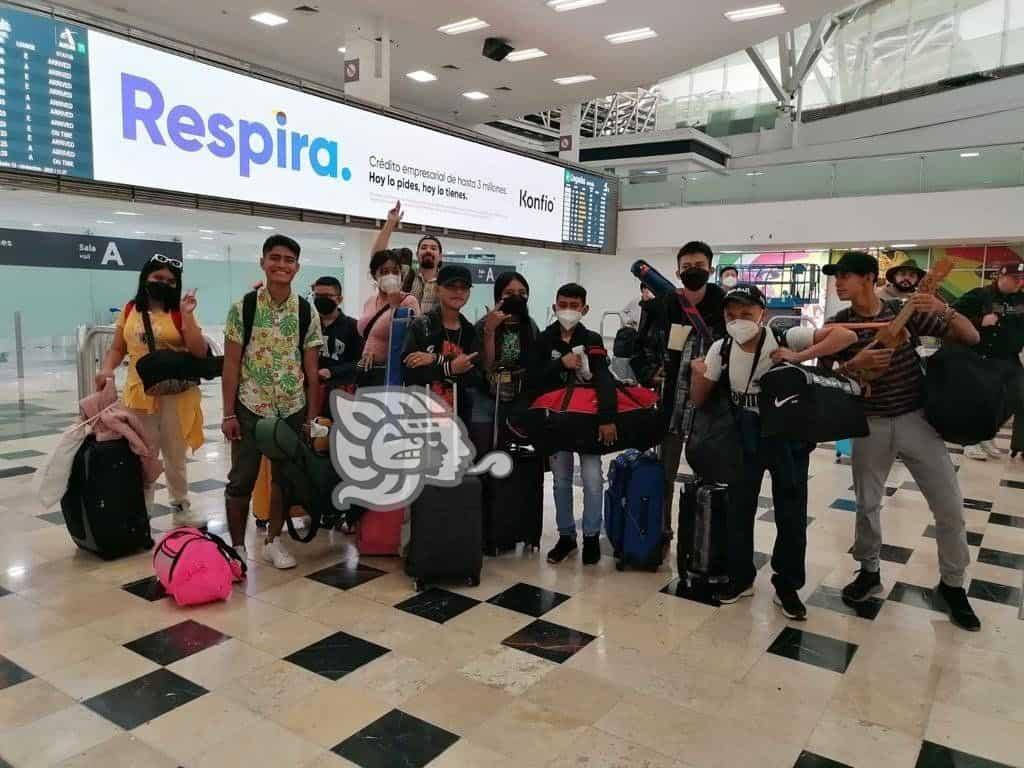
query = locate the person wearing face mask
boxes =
[632,241,727,555]
[357,250,421,387]
[531,283,618,567]
[877,259,925,301]
[369,200,444,314]
[719,266,740,290]
[97,255,208,529]
[312,276,363,403]
[689,284,858,618]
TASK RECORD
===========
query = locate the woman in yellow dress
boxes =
[97,255,207,528]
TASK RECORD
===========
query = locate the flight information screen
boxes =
[0,7,92,176]
[561,170,610,249]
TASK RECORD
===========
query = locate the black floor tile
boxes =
[806,585,884,620]
[753,551,770,571]
[758,509,814,526]
[963,498,993,512]
[676,472,695,483]
[880,543,915,564]
[486,582,570,618]
[887,582,944,613]
[0,466,35,479]
[988,512,1024,529]
[847,485,898,497]
[661,577,720,607]
[37,510,65,525]
[501,619,597,664]
[122,575,168,602]
[766,627,858,674]
[285,631,390,681]
[188,479,227,493]
[1000,479,1024,489]
[967,579,1022,608]
[923,526,983,547]
[977,547,1024,571]
[829,498,857,512]
[794,752,854,768]
[0,656,33,691]
[83,668,207,730]
[0,586,10,598]
[0,449,44,460]
[306,562,386,591]
[915,740,1016,767]
[902,481,921,491]
[333,709,459,768]
[394,589,480,624]
[124,620,230,665]
[758,495,774,509]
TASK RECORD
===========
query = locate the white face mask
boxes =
[378,274,401,294]
[726,318,761,344]
[721,276,738,289]
[556,309,582,330]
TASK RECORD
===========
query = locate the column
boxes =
[343,23,391,107]
[558,103,582,163]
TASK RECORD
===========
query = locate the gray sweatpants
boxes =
[851,409,970,587]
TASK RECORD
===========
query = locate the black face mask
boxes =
[679,267,710,291]
[501,295,529,317]
[145,281,176,305]
[894,280,917,293]
[314,296,338,315]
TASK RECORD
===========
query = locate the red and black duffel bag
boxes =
[524,383,663,456]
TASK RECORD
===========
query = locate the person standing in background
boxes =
[719,266,739,290]
[877,259,925,302]
[370,200,443,314]
[955,263,1024,460]
[356,250,420,387]
[313,276,363,404]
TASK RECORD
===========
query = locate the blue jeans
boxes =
[550,451,604,538]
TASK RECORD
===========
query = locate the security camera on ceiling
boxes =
[482,37,514,62]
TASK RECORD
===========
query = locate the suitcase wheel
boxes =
[468,573,481,587]
[413,579,426,592]
[615,560,625,572]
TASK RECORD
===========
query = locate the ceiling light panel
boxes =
[505,48,548,62]
[554,74,596,85]
[437,17,490,35]
[605,27,658,44]
[724,4,786,22]
[462,91,489,100]
[406,70,437,83]
[547,0,607,12]
[250,11,288,26]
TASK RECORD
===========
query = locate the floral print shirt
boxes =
[225,289,323,418]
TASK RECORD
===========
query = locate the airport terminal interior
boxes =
[1,1,1023,767]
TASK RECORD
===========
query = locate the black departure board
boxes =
[561,169,610,249]
[0,6,92,176]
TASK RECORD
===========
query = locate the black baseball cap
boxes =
[437,264,473,287]
[823,251,879,277]
[998,262,1023,277]
[723,283,766,309]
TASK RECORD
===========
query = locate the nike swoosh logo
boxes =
[774,395,799,407]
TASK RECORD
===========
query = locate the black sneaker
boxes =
[582,535,601,565]
[774,589,808,621]
[842,569,882,602]
[936,582,982,632]
[546,535,578,564]
[716,581,755,604]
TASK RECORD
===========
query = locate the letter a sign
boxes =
[101,242,124,266]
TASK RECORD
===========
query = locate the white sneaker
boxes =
[964,445,988,461]
[234,545,248,561]
[263,537,297,570]
[171,501,206,529]
[980,440,1003,459]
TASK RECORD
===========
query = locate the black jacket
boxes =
[402,308,482,409]
[954,285,1024,362]
[530,322,617,422]
[318,313,363,385]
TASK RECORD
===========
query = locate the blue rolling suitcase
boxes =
[835,438,853,462]
[604,449,665,571]
[386,307,414,387]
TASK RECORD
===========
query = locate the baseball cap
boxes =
[437,264,473,288]
[723,283,766,309]
[823,251,879,277]
[998,263,1023,277]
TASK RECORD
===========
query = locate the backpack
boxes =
[153,527,246,606]
[924,343,1013,445]
[240,291,312,358]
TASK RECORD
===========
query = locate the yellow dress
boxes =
[116,308,205,452]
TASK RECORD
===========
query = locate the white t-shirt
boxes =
[703,327,815,412]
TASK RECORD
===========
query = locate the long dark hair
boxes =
[132,258,183,312]
[492,271,535,365]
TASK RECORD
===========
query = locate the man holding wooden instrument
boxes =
[823,251,983,632]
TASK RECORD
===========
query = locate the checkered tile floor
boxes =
[0,384,1022,768]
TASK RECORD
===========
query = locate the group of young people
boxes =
[97,210,1021,632]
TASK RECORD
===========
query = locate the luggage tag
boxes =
[668,324,691,352]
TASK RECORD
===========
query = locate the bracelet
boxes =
[942,305,956,324]
[222,415,238,423]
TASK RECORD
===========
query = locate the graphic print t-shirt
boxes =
[703,327,815,412]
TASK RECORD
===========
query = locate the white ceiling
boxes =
[47,0,852,125]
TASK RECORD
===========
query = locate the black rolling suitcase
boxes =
[677,480,728,582]
[484,391,543,554]
[61,436,153,560]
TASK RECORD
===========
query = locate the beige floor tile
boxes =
[547,726,690,768]
[521,666,625,724]
[458,645,558,695]
[934,668,1024,724]
[20,580,140,627]
[716,679,827,747]
[931,644,1024,689]
[633,591,717,636]
[54,732,180,768]
[433,602,533,644]
[426,738,526,768]
[400,672,516,736]
[389,623,494,672]
[237,612,336,658]
[308,593,436,648]
[806,710,927,768]
[0,704,120,768]
[167,638,277,690]
[347,569,420,606]
[469,698,590,766]
[192,718,323,768]
[0,677,75,732]
[219,659,330,718]
[926,701,1024,767]
[6,626,118,677]
[337,652,445,706]
[271,683,392,748]
[133,692,267,764]
[300,752,359,768]
[248,575,341,614]
[0,594,73,653]
[84,606,182,645]
[43,645,160,701]
[741,652,845,712]
[178,593,294,638]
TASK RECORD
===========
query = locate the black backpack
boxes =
[240,291,312,357]
[924,343,1013,445]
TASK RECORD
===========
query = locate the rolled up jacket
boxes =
[135,350,224,392]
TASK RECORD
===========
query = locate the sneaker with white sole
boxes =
[964,444,988,461]
[980,440,1003,459]
[263,537,297,570]
[171,501,206,529]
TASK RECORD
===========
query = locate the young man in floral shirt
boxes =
[222,235,323,569]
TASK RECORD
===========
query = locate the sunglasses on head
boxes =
[150,254,183,269]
